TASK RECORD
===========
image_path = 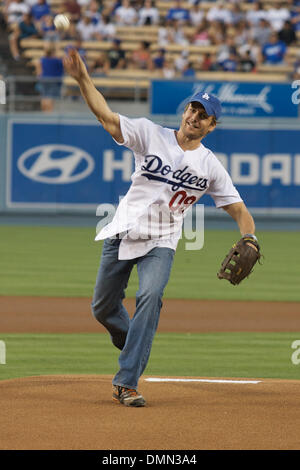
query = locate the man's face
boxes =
[180,102,216,139]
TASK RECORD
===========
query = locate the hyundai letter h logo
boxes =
[17,144,95,184]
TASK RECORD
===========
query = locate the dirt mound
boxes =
[1,374,300,450]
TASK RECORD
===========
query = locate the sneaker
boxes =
[112,385,146,407]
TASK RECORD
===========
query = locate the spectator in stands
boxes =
[37,14,58,41]
[216,35,237,64]
[158,18,188,46]
[238,38,261,65]
[220,51,239,72]
[250,18,273,46]
[201,51,220,71]
[103,38,126,72]
[9,12,38,60]
[245,1,266,27]
[166,0,190,25]
[160,57,177,78]
[201,52,213,71]
[239,49,256,73]
[174,49,189,73]
[30,0,51,23]
[172,19,189,45]
[278,20,297,45]
[129,40,152,69]
[182,61,196,78]
[227,2,244,25]
[192,19,211,45]
[64,0,81,22]
[93,14,116,40]
[138,0,159,25]
[267,2,291,32]
[158,17,175,46]
[189,1,204,27]
[206,0,232,25]
[290,0,300,31]
[234,19,251,46]
[84,0,103,25]
[90,51,107,76]
[261,31,287,65]
[150,48,166,70]
[207,19,226,44]
[76,14,97,40]
[114,0,137,26]
[5,0,30,28]
[35,43,64,112]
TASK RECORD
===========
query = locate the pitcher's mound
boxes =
[1,374,300,450]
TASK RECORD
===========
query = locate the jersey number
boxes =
[169,190,197,213]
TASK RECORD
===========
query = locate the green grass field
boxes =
[0,225,299,301]
[0,225,299,382]
[0,333,299,381]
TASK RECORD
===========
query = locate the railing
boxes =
[1,74,150,113]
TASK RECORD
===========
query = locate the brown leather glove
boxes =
[217,236,261,285]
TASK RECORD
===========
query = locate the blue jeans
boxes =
[91,238,175,389]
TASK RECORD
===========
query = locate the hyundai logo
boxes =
[17,144,95,184]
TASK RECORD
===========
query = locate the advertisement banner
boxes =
[6,119,300,210]
[151,80,298,118]
[202,126,300,209]
[7,119,133,207]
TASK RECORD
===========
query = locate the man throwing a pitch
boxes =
[63,49,260,407]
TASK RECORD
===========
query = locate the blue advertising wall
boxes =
[1,115,300,213]
[151,80,299,118]
[7,119,130,207]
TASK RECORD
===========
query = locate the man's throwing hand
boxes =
[63,48,87,81]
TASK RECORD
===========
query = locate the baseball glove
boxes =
[217,236,261,285]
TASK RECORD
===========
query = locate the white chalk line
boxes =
[145,378,261,384]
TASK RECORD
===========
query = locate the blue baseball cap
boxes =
[186,92,222,120]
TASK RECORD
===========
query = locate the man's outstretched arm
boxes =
[63,48,123,143]
[222,201,256,237]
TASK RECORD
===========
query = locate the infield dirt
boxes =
[0,374,300,450]
[1,296,300,332]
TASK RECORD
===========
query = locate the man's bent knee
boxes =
[91,300,109,324]
[91,302,127,350]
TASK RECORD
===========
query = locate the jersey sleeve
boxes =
[207,157,243,208]
[112,114,152,155]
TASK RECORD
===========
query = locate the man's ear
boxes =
[207,119,217,134]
